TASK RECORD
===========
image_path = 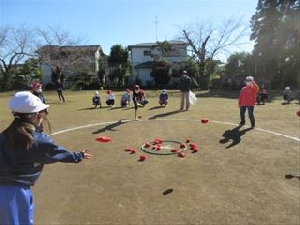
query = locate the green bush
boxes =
[88,81,101,90]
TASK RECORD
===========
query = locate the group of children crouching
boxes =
[256,85,300,105]
[92,85,169,109]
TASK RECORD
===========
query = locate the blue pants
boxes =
[240,106,255,126]
[0,185,34,225]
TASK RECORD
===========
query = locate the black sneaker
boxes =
[239,122,245,126]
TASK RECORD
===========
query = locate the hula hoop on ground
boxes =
[141,140,187,155]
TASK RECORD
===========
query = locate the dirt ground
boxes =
[33,117,299,224]
[1,91,299,224]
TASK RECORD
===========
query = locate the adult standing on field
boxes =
[179,70,191,111]
[238,76,259,128]
[56,78,65,103]
[0,91,92,225]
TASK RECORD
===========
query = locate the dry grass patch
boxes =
[0,90,299,225]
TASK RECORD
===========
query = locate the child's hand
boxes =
[81,150,92,160]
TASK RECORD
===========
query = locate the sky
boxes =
[1,0,258,61]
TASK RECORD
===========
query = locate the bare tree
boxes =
[179,17,249,89]
[34,26,87,82]
[0,25,35,86]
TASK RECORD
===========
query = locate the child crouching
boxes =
[92,91,102,109]
[159,89,168,107]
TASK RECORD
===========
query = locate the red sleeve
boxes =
[253,82,259,93]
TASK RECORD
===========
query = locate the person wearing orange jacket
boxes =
[238,76,259,128]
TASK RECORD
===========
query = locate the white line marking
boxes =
[209,120,300,142]
[51,119,300,142]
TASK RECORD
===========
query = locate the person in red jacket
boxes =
[238,76,259,128]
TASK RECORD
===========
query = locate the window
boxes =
[143,50,151,56]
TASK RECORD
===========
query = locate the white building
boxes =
[128,41,188,87]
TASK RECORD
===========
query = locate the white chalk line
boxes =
[51,119,300,142]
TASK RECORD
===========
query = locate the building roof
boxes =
[128,40,188,50]
[37,45,103,54]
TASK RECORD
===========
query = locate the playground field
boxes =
[0,90,299,225]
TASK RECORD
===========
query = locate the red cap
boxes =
[200,118,209,124]
[189,143,197,149]
[153,138,163,144]
[32,82,42,91]
[180,143,186,148]
[95,136,111,143]
[138,155,147,162]
[178,152,186,158]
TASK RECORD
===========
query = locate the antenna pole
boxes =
[155,15,158,41]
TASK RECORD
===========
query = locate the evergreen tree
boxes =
[107,45,129,87]
[250,0,300,88]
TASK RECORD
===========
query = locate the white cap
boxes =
[9,91,49,114]
[94,91,99,95]
[285,86,290,90]
[245,76,254,81]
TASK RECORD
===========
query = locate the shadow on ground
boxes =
[149,106,165,110]
[92,119,129,134]
[148,109,182,120]
[285,174,300,180]
[219,126,253,149]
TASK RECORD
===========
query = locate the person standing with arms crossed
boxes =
[0,91,92,225]
[179,70,191,111]
[238,76,259,128]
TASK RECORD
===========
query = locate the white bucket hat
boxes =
[9,91,49,114]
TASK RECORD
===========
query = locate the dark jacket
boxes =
[179,74,191,92]
[56,81,64,91]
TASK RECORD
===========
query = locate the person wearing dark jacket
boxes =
[56,78,65,102]
[0,91,92,225]
[179,70,191,111]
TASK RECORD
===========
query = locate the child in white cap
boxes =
[159,89,168,107]
[283,86,293,104]
[92,91,102,108]
[0,91,92,225]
